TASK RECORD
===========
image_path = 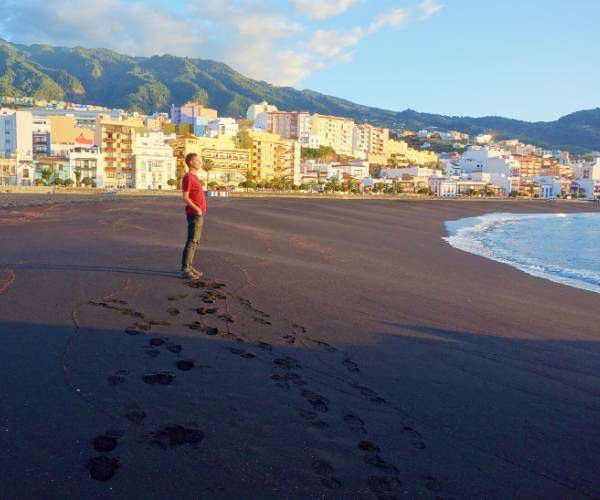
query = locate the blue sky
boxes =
[0,0,599,121]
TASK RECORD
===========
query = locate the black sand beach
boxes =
[1,196,599,499]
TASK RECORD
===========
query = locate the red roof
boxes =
[75,133,93,145]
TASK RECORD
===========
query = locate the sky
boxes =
[0,0,599,121]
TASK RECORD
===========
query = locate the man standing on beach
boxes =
[180,152,207,279]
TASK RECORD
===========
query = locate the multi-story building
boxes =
[0,109,33,159]
[0,154,18,185]
[133,132,177,190]
[237,129,300,184]
[95,116,140,189]
[512,154,543,178]
[144,112,170,131]
[257,111,315,148]
[309,114,354,156]
[206,118,239,138]
[352,124,389,164]
[170,102,217,125]
[246,101,278,122]
[69,144,104,188]
[45,114,95,146]
[32,117,51,157]
[171,135,251,187]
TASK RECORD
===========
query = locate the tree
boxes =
[53,176,64,186]
[202,158,214,185]
[223,172,236,189]
[41,167,53,186]
[81,177,93,187]
[74,170,82,187]
[64,178,74,187]
[34,178,45,186]
[167,179,177,187]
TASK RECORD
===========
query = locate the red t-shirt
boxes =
[182,172,207,216]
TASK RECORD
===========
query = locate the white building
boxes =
[475,134,493,145]
[255,111,315,148]
[133,132,177,190]
[381,166,443,179]
[16,162,36,186]
[458,146,520,178]
[536,176,562,199]
[429,176,458,197]
[246,101,278,122]
[302,160,369,182]
[0,109,33,160]
[69,145,104,188]
[572,159,600,199]
[206,118,239,137]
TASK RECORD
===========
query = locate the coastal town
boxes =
[0,95,599,200]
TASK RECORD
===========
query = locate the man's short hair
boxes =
[185,152,198,167]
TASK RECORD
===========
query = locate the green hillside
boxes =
[1,38,599,152]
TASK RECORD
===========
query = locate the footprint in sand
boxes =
[363,454,399,475]
[125,406,146,425]
[301,390,329,413]
[423,475,442,492]
[282,335,296,345]
[298,409,329,429]
[273,357,301,370]
[401,426,425,450]
[149,338,166,347]
[257,341,272,352]
[343,414,366,434]
[342,358,360,372]
[93,434,119,453]
[175,360,195,371]
[195,307,218,315]
[143,372,175,385]
[367,475,402,494]
[107,374,126,386]
[218,313,234,323]
[271,372,306,389]
[309,339,337,353]
[353,384,386,405]
[311,459,341,490]
[358,441,380,453]
[166,308,180,316]
[292,323,306,334]
[124,326,143,336]
[228,347,256,359]
[166,343,183,354]
[86,456,120,481]
[147,424,204,449]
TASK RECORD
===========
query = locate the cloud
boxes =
[369,8,410,34]
[419,0,443,20]
[292,0,360,20]
[0,0,444,87]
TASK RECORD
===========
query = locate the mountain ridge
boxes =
[1,38,599,152]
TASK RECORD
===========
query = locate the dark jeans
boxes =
[181,214,204,272]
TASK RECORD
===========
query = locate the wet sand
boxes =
[0,197,599,499]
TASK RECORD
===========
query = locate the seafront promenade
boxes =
[1,196,599,498]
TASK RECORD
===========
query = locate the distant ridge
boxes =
[1,38,599,152]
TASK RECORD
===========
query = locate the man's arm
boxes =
[182,191,203,215]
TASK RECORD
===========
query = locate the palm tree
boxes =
[74,170,82,188]
[223,172,235,190]
[41,167,53,186]
[202,158,214,186]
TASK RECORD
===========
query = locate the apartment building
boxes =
[95,116,140,189]
[309,114,354,156]
[171,135,251,187]
[133,132,177,190]
[0,109,33,159]
[247,101,278,121]
[352,124,389,164]
[171,102,218,125]
[237,129,300,184]
[69,144,104,188]
[257,111,315,148]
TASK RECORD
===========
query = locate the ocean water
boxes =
[444,212,600,294]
